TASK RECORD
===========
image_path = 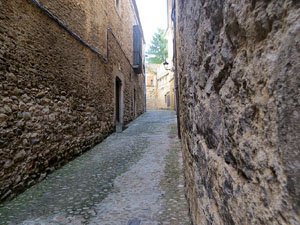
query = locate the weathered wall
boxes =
[146,64,159,110]
[176,0,300,224]
[0,0,145,202]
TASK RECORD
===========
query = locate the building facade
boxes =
[146,63,175,110]
[0,0,145,202]
[145,64,159,110]
[156,65,175,110]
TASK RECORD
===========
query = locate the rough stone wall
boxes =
[176,0,300,224]
[0,0,145,202]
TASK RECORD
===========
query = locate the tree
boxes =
[146,29,168,64]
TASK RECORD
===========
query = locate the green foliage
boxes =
[146,29,168,64]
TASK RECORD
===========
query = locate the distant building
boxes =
[146,4,176,110]
[146,64,160,110]
[146,63,175,110]
[156,64,175,110]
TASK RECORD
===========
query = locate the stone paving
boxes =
[0,111,191,225]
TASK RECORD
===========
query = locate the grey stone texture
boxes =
[0,111,190,225]
[175,0,300,224]
[0,0,145,202]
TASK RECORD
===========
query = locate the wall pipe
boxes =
[172,0,181,139]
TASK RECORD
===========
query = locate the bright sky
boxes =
[135,0,168,51]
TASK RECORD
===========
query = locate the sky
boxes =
[135,0,168,51]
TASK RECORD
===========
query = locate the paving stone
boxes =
[0,111,190,225]
[128,219,141,225]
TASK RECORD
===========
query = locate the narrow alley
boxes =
[0,111,191,225]
[1,1,299,224]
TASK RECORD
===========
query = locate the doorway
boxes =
[133,89,137,117]
[115,77,122,123]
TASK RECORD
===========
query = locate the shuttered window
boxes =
[133,25,143,74]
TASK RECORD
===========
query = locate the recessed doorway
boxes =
[115,77,122,123]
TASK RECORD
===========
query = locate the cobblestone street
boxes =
[0,111,191,225]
